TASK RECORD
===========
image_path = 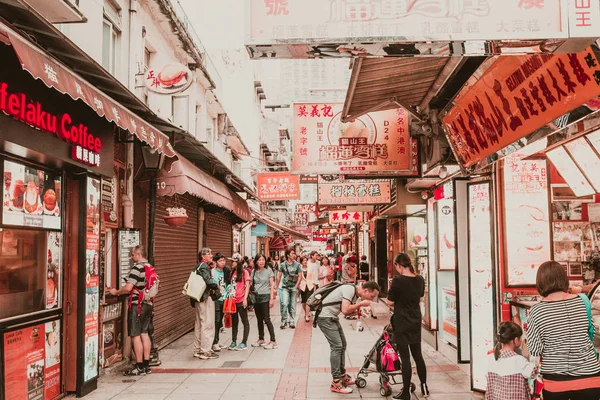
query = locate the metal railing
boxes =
[171,0,222,92]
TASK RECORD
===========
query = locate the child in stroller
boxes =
[355,323,417,397]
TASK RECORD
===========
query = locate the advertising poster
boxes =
[257,172,300,201]
[318,179,391,205]
[84,177,100,383]
[292,104,413,174]
[442,288,458,347]
[436,199,456,270]
[101,174,118,223]
[46,232,62,310]
[443,48,600,168]
[468,183,495,391]
[3,319,61,400]
[3,160,61,229]
[503,156,551,286]
[329,209,363,225]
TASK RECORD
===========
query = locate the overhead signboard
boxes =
[293,212,308,226]
[318,178,392,205]
[329,209,363,225]
[443,47,600,169]
[257,172,300,200]
[292,103,412,174]
[144,63,193,94]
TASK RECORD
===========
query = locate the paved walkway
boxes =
[80,300,484,400]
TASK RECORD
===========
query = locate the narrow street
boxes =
[83,302,482,400]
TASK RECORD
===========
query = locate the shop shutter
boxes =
[153,194,198,348]
[205,213,233,258]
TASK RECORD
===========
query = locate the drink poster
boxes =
[3,160,61,230]
[292,103,414,175]
[3,319,61,400]
[46,232,62,310]
[84,177,100,382]
[436,199,456,270]
[468,183,495,391]
[503,156,551,286]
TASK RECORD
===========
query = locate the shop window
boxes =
[0,229,61,320]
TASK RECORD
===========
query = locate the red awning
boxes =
[253,212,310,242]
[0,21,175,158]
[157,154,252,222]
[269,236,286,251]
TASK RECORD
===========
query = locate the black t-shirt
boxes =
[387,274,425,345]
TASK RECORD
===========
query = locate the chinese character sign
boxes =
[257,173,300,201]
[294,212,308,226]
[295,203,317,215]
[318,180,391,205]
[329,209,364,225]
[248,0,573,43]
[443,48,600,168]
[293,103,411,174]
[567,0,600,38]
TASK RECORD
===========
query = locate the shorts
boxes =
[128,303,152,337]
[300,288,314,304]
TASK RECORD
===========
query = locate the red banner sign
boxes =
[257,173,300,201]
[443,47,600,168]
[312,232,329,241]
[329,209,363,225]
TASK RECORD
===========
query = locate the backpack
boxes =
[307,281,356,327]
[129,262,159,318]
[379,332,401,372]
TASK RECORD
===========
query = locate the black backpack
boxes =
[307,281,356,327]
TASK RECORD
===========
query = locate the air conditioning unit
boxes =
[421,135,451,173]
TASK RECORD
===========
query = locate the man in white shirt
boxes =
[307,251,321,288]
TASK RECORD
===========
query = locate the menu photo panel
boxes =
[2,160,62,230]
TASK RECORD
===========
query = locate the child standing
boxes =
[486,321,538,400]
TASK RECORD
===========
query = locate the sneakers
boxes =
[251,340,266,347]
[340,374,355,386]
[289,323,296,329]
[235,343,248,351]
[218,343,227,350]
[331,379,353,394]
[194,351,219,360]
[212,344,222,352]
[263,341,278,350]
[228,342,237,350]
[144,367,152,375]
[421,382,430,398]
[392,388,411,400]
[280,322,288,329]
[123,366,146,376]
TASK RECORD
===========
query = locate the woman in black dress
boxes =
[387,253,429,399]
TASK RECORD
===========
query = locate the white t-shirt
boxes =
[318,284,357,320]
[307,260,320,286]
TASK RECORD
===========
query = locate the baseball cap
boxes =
[229,254,242,262]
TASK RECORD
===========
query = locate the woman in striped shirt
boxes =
[527,261,600,400]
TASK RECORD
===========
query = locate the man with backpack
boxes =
[310,280,380,394]
[108,245,158,376]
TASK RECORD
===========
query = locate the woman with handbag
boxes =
[250,254,278,349]
[527,261,600,400]
[298,256,316,323]
[229,260,251,351]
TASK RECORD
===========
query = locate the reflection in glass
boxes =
[565,138,600,192]
[547,146,595,197]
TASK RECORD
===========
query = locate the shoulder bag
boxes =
[182,263,206,302]
[247,270,256,306]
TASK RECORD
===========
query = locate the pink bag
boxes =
[380,332,401,372]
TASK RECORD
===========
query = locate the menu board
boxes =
[436,199,456,270]
[118,229,140,289]
[3,319,61,400]
[84,177,100,383]
[2,160,61,230]
[46,232,62,310]
[441,288,457,346]
[503,156,551,286]
[468,183,495,392]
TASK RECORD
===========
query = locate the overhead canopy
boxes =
[156,154,252,222]
[342,57,459,123]
[268,236,286,251]
[0,20,175,157]
[253,212,310,242]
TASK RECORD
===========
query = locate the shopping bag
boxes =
[223,313,232,329]
[182,271,206,302]
[223,297,236,314]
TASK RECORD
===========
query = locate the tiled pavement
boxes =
[79,300,484,400]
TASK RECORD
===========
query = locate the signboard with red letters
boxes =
[329,209,363,225]
[443,47,600,168]
[293,212,308,226]
[318,179,392,205]
[257,172,300,201]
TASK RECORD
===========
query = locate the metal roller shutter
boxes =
[154,194,198,348]
[205,213,233,258]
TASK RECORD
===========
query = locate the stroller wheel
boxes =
[378,375,389,385]
[410,382,416,392]
[356,378,367,388]
[380,386,392,397]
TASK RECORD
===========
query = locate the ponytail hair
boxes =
[494,321,523,360]
[394,253,416,274]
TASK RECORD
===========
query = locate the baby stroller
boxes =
[355,324,416,397]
